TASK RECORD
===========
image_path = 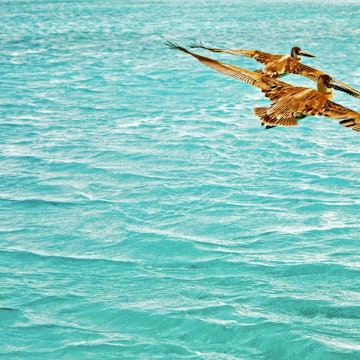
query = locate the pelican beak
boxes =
[299,49,316,58]
[330,78,360,98]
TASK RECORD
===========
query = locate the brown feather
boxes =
[296,63,326,82]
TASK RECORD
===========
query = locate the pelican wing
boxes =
[201,48,282,66]
[296,63,327,82]
[187,53,268,88]
[321,100,360,131]
[252,51,285,66]
[187,53,264,87]
[189,40,260,58]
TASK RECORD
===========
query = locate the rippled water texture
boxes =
[1,0,360,359]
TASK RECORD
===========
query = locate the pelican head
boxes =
[317,74,360,98]
[291,46,316,60]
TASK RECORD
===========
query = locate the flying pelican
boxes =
[189,40,360,98]
[189,40,316,78]
[166,42,360,132]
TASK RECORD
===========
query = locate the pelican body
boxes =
[189,41,360,98]
[166,42,360,132]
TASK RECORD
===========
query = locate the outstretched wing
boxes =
[189,40,259,58]
[189,40,281,65]
[166,41,292,99]
[296,63,327,82]
[321,100,360,131]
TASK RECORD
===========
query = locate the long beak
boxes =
[330,78,360,98]
[299,49,316,58]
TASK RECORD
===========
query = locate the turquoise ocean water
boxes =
[1,0,360,358]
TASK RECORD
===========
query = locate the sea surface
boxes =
[1,0,360,359]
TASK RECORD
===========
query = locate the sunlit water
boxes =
[1,0,360,359]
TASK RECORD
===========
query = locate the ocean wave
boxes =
[0,248,138,267]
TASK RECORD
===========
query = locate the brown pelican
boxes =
[190,40,316,78]
[189,40,360,98]
[166,42,360,132]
